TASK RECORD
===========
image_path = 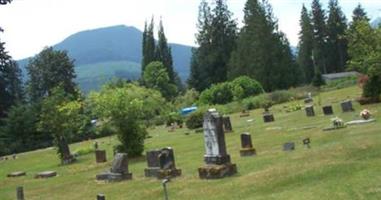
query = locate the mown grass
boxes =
[0,86,381,200]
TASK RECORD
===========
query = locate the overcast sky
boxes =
[0,0,380,59]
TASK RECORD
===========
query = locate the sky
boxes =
[0,0,380,60]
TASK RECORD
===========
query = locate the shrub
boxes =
[269,90,294,104]
[230,76,264,99]
[73,146,95,156]
[166,112,184,126]
[199,82,233,105]
[242,94,271,110]
[185,111,204,129]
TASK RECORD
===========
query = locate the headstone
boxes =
[305,105,315,117]
[198,110,237,179]
[263,112,275,123]
[96,153,132,182]
[16,186,24,200]
[97,194,106,200]
[222,116,233,133]
[144,148,181,179]
[239,133,256,157]
[239,110,250,118]
[95,150,107,163]
[341,100,354,112]
[7,171,26,178]
[322,105,334,115]
[35,171,57,179]
[303,138,311,148]
[283,142,295,151]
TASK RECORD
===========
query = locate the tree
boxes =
[143,61,177,99]
[311,0,328,74]
[38,87,85,164]
[0,32,23,118]
[326,0,348,73]
[351,4,369,23]
[155,19,177,84]
[27,47,77,102]
[228,0,300,91]
[141,18,156,77]
[347,20,381,99]
[188,0,237,91]
[89,83,166,157]
[297,5,314,83]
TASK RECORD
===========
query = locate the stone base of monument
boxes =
[35,171,57,179]
[239,113,250,118]
[96,172,132,182]
[198,163,237,179]
[240,148,256,157]
[7,171,26,177]
[145,168,182,179]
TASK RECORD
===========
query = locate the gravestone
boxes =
[198,110,237,179]
[144,148,181,179]
[239,110,250,118]
[35,171,57,179]
[96,153,132,182]
[263,112,275,123]
[283,142,295,151]
[303,138,311,148]
[341,100,354,112]
[222,116,233,133]
[305,105,315,117]
[239,133,256,157]
[95,150,107,163]
[16,186,24,200]
[97,194,106,200]
[7,171,26,178]
[322,105,334,115]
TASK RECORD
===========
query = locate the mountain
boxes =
[18,25,193,92]
[371,17,381,28]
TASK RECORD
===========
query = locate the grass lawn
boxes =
[1,86,381,200]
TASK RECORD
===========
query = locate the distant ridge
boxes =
[18,25,193,92]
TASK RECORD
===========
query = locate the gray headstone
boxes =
[240,133,253,149]
[222,116,233,133]
[35,171,57,179]
[7,171,26,178]
[203,110,231,165]
[146,150,161,168]
[341,100,354,112]
[263,113,275,123]
[283,142,295,151]
[16,186,24,200]
[110,153,129,174]
[305,105,315,117]
[322,105,334,115]
[95,150,107,163]
[303,138,311,148]
[159,147,176,170]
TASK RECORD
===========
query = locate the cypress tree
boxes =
[297,5,314,83]
[326,0,348,73]
[141,17,155,76]
[155,19,177,84]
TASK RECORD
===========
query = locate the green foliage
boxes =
[38,86,85,161]
[199,82,233,105]
[141,18,156,75]
[166,112,183,126]
[185,110,204,130]
[174,88,199,108]
[228,0,301,91]
[73,146,95,156]
[188,0,237,91]
[27,47,78,102]
[311,0,328,74]
[312,70,325,87]
[88,83,166,157]
[230,76,264,100]
[242,94,271,110]
[143,61,177,99]
[297,5,314,83]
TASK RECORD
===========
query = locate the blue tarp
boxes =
[181,106,197,116]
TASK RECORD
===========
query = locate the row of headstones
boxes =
[305,100,354,117]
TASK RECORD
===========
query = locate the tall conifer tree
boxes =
[297,5,314,83]
[311,0,328,75]
[326,0,348,73]
[141,17,155,76]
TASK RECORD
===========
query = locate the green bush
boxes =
[269,90,294,104]
[73,146,95,156]
[242,94,272,110]
[199,82,233,105]
[230,76,264,99]
[185,111,204,130]
[166,112,184,126]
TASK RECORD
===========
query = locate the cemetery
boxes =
[0,86,380,199]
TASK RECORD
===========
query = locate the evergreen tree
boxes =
[141,17,155,76]
[155,19,177,84]
[188,0,237,91]
[352,4,369,23]
[326,0,348,73]
[311,0,328,74]
[0,33,23,118]
[228,0,300,91]
[188,0,212,91]
[27,47,77,102]
[297,5,314,83]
